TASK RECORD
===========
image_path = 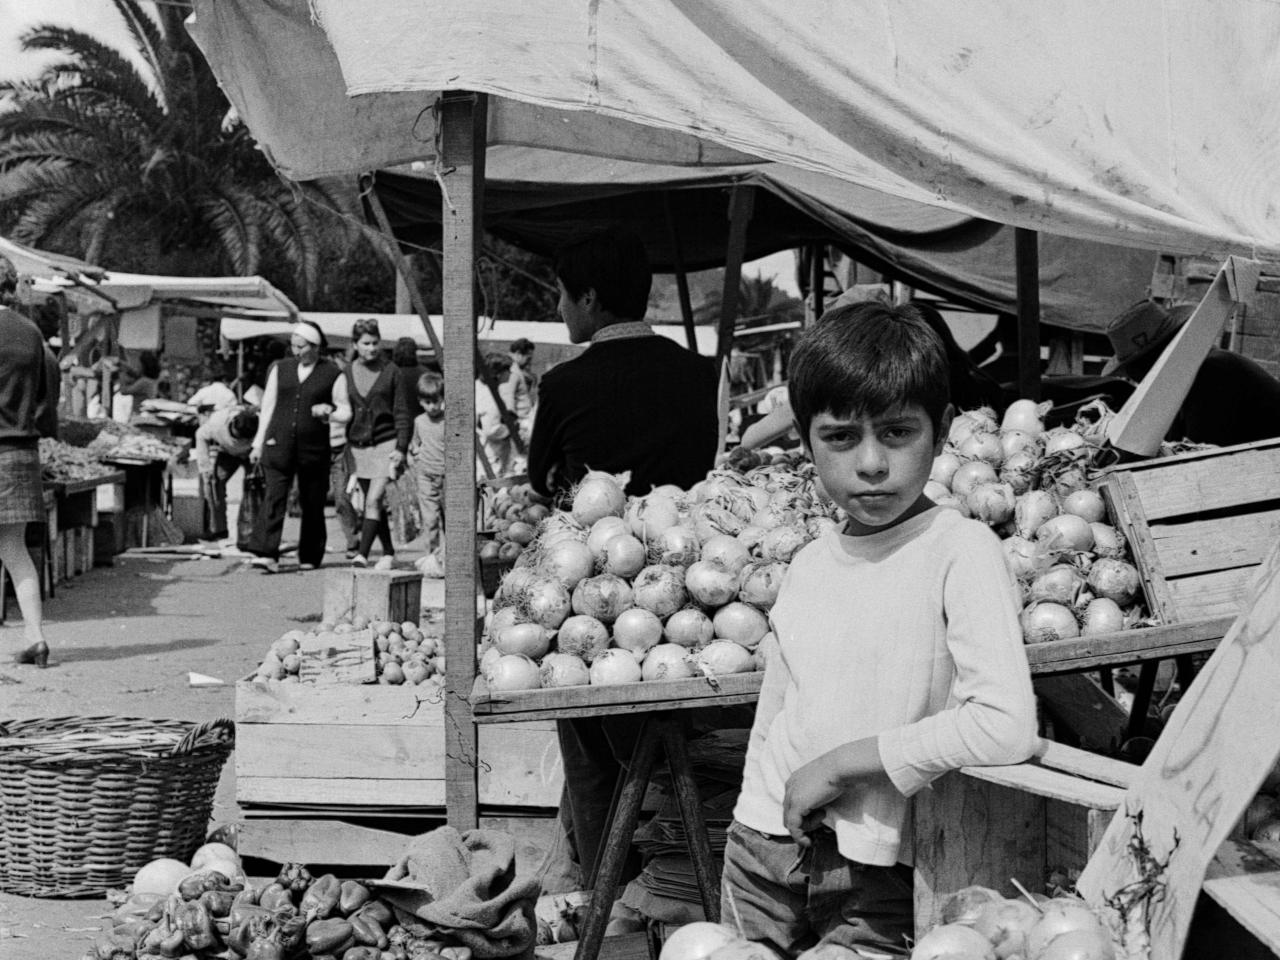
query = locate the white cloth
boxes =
[188,381,237,412]
[733,507,1037,867]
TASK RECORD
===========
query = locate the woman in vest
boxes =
[248,321,343,573]
[331,318,414,569]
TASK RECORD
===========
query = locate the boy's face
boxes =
[806,402,951,535]
[420,396,444,420]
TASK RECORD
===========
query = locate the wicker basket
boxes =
[0,716,235,897]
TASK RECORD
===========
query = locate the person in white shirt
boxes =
[724,302,1037,956]
[194,406,258,548]
[187,365,238,420]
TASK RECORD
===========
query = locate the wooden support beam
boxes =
[715,185,754,376]
[1014,227,1041,401]
[662,192,699,353]
[440,90,487,832]
[810,243,825,324]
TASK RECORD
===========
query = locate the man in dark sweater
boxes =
[528,228,720,499]
[528,227,721,906]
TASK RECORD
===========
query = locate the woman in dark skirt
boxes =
[0,305,59,666]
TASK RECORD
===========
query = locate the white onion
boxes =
[700,534,752,574]
[923,480,952,502]
[695,640,756,676]
[1036,928,1116,960]
[691,501,745,542]
[571,574,633,624]
[1026,901,1109,960]
[1020,602,1080,643]
[806,516,840,540]
[589,648,643,685]
[664,608,715,648]
[973,898,1040,960]
[684,560,740,607]
[602,533,648,579]
[587,516,632,561]
[1062,489,1107,524]
[750,503,795,531]
[736,525,768,555]
[760,524,808,562]
[612,607,664,659]
[938,884,1004,925]
[1000,429,1041,460]
[1015,490,1059,539]
[1043,428,1087,456]
[1082,597,1125,635]
[712,602,769,650]
[966,481,1016,526]
[1003,536,1051,582]
[949,409,999,447]
[485,654,542,692]
[910,922,996,960]
[951,460,999,498]
[487,605,524,641]
[479,644,502,676]
[495,622,552,659]
[1089,523,1126,559]
[641,644,696,682]
[933,494,971,517]
[958,432,1005,467]
[626,495,681,541]
[930,451,963,489]
[523,576,573,630]
[539,652,591,688]
[1036,514,1095,555]
[571,473,627,526]
[1000,449,1041,495]
[1029,564,1085,606]
[631,564,689,620]
[537,539,596,589]
[656,525,701,567]
[657,923,741,960]
[1086,558,1141,605]
[738,561,788,611]
[1001,398,1047,436]
[556,614,611,663]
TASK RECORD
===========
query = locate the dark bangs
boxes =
[788,302,951,443]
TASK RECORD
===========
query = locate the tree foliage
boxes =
[0,0,360,305]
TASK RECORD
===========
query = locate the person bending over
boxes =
[723,302,1037,956]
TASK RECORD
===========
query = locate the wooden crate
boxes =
[235,679,563,810]
[1102,438,1280,622]
[322,568,423,625]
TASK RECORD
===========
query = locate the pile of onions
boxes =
[684,560,740,608]
[571,574,633,624]
[556,615,610,663]
[539,652,591,688]
[571,472,627,525]
[631,565,689,619]
[537,539,595,589]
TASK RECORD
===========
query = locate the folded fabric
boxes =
[375,826,541,958]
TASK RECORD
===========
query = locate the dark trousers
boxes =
[249,456,329,565]
[329,444,359,552]
[201,451,250,543]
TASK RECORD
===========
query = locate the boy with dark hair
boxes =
[724,301,1037,956]
[409,371,446,554]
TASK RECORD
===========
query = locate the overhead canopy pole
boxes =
[810,243,825,324]
[662,191,699,353]
[440,90,487,832]
[716,185,754,376]
[1014,228,1042,402]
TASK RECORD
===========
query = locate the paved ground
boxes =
[0,509,507,959]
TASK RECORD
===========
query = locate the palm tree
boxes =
[0,0,353,303]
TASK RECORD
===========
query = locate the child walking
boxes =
[409,372,446,554]
[723,302,1038,957]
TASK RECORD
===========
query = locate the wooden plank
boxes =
[1203,840,1280,956]
[237,724,447,780]
[1124,442,1280,521]
[240,777,447,807]
[236,680,439,724]
[959,763,1125,810]
[1149,508,1280,577]
[1077,542,1280,959]
[1103,471,1179,623]
[913,773,1046,934]
[1034,740,1138,790]
[440,90,485,832]
[322,568,423,625]
[471,671,763,719]
[239,817,415,866]
[1034,673,1129,753]
[1024,617,1230,675]
[1167,566,1260,620]
[1014,227,1042,402]
[538,933,649,960]
[1045,798,1095,877]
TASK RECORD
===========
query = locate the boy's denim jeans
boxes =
[721,820,913,958]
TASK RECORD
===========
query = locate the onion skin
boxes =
[1020,602,1080,643]
[1036,514,1095,556]
[938,885,1004,925]
[1081,598,1125,635]
[631,564,690,620]
[1062,489,1107,524]
[539,652,591,688]
[1086,559,1141,606]
[951,460,1000,498]
[1015,490,1059,540]
[641,644,696,682]
[909,922,996,959]
[1025,901,1108,960]
[657,922,740,960]
[588,648,643,685]
[664,608,715,648]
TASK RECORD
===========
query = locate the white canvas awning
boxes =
[189,0,1280,259]
[34,271,299,318]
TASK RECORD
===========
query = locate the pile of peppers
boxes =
[84,862,479,960]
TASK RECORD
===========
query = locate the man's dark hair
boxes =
[788,302,951,444]
[391,336,419,367]
[229,410,259,440]
[554,226,652,321]
[510,337,534,355]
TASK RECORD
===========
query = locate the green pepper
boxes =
[276,862,313,896]
[342,948,382,960]
[139,910,187,959]
[440,947,471,960]
[93,932,137,960]
[350,914,388,949]
[113,917,157,946]
[355,900,393,927]
[234,885,263,907]
[338,880,371,916]
[175,899,219,952]
[301,873,343,920]
[277,913,308,954]
[306,918,356,955]
[258,883,293,913]
[226,904,274,957]
[178,868,236,901]
[201,887,239,918]
[244,937,286,960]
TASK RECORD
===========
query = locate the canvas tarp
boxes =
[187,0,1280,259]
[376,154,1158,333]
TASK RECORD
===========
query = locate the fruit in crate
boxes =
[251,614,444,686]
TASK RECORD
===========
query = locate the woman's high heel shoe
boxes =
[16,641,49,668]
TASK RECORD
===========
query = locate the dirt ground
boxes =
[0,509,562,959]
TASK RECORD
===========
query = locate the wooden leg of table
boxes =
[1126,660,1160,742]
[660,718,721,922]
[576,718,661,960]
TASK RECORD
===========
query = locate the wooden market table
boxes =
[101,456,172,548]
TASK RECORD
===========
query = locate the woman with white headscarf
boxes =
[247,320,346,573]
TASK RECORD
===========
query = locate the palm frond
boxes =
[258,182,321,302]
[21,27,166,131]
[9,165,121,249]
[0,99,149,169]
[197,187,262,276]
[107,0,167,98]
[79,188,129,263]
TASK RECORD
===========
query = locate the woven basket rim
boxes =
[0,715,233,758]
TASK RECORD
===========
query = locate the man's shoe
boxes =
[373,556,395,571]
[351,555,369,568]
[299,563,318,571]
[250,556,279,574]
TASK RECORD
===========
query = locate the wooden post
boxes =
[716,185,754,377]
[440,90,486,832]
[810,243,825,324]
[662,192,699,353]
[1014,228,1041,401]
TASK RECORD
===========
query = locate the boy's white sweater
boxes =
[732,506,1038,867]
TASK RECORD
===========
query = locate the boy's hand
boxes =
[783,756,844,846]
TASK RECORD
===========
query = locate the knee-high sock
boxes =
[377,513,393,556]
[358,517,379,558]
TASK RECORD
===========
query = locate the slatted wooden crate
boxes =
[1101,438,1280,622]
